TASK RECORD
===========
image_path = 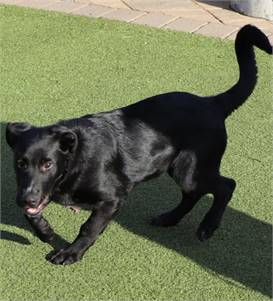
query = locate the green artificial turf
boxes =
[0,5,272,301]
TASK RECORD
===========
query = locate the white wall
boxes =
[230,0,273,21]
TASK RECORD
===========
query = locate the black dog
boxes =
[6,25,272,265]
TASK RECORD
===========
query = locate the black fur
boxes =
[6,25,272,265]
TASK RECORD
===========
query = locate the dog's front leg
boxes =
[47,200,120,265]
[24,214,55,243]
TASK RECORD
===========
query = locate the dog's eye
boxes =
[17,159,28,169]
[40,160,53,172]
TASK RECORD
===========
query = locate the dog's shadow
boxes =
[1,122,271,298]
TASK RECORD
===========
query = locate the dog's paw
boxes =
[196,223,218,241]
[150,213,180,227]
[46,248,82,265]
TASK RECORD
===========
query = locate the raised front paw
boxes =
[46,248,83,265]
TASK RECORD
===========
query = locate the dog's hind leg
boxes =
[151,175,235,240]
[150,190,202,227]
[197,176,236,241]
[151,150,205,227]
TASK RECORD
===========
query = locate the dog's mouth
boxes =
[24,196,50,216]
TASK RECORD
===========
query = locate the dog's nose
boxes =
[25,195,40,207]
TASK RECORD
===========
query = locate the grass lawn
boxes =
[0,4,272,301]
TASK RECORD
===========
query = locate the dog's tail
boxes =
[215,25,272,118]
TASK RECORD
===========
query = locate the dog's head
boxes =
[6,122,78,216]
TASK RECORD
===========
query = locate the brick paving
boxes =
[103,8,146,22]
[71,3,114,17]
[8,0,54,8]
[195,22,238,38]
[1,0,273,40]
[268,34,273,44]
[44,0,87,12]
[0,0,23,4]
[133,12,177,28]
[164,18,208,33]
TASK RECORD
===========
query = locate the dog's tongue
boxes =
[25,204,43,215]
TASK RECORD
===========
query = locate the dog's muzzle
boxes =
[24,195,50,216]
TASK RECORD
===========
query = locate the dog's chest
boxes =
[54,195,93,211]
[52,188,100,210]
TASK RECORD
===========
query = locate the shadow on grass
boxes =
[1,122,271,297]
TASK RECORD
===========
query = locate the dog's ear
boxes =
[6,122,32,148]
[50,126,78,154]
[59,131,78,153]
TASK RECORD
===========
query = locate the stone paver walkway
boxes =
[1,0,273,42]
